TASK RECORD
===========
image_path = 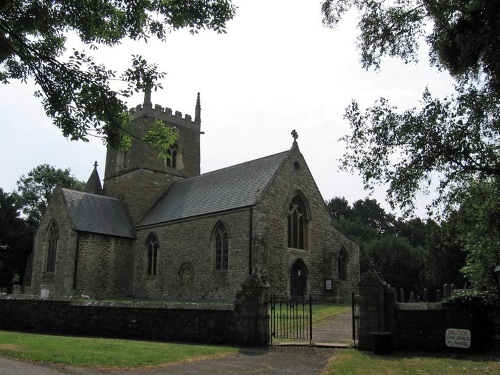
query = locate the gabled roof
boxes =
[62,189,135,238]
[138,149,292,227]
[84,164,104,195]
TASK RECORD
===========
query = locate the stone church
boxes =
[29,93,360,301]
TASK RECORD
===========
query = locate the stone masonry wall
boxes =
[252,146,359,300]
[104,104,201,223]
[74,234,134,299]
[31,188,78,297]
[0,299,236,345]
[133,209,252,301]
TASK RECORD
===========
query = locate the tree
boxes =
[0,188,32,290]
[12,165,85,228]
[321,0,500,213]
[451,178,500,291]
[327,195,467,295]
[0,1,236,152]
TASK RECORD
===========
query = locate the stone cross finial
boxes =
[93,161,98,169]
[291,129,298,145]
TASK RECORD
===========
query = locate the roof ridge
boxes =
[177,149,291,184]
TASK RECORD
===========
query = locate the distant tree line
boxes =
[327,196,473,298]
[0,165,84,291]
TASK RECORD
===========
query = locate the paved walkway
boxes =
[0,312,353,375]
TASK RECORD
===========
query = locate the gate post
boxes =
[234,267,270,346]
[358,265,389,351]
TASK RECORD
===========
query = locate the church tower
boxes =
[103,91,202,223]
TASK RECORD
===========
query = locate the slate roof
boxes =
[62,189,135,238]
[138,149,291,227]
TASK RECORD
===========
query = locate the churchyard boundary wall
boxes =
[0,269,271,346]
[358,267,495,353]
[0,297,237,344]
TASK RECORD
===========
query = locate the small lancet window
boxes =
[215,223,229,270]
[287,195,307,249]
[338,247,348,281]
[166,145,178,168]
[46,221,58,272]
[146,233,159,276]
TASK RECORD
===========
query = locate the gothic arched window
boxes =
[287,195,307,249]
[215,223,229,270]
[46,221,58,272]
[166,145,178,169]
[146,233,159,276]
[338,247,348,281]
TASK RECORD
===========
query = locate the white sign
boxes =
[446,328,471,348]
[325,279,332,291]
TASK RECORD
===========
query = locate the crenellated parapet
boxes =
[129,96,201,132]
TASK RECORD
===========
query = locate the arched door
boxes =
[290,259,308,298]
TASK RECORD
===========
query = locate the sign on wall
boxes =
[445,328,471,348]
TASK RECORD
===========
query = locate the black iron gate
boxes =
[352,292,360,347]
[267,294,312,344]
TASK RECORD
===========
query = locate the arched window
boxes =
[287,195,307,249]
[146,233,159,276]
[215,223,229,270]
[46,221,58,272]
[338,247,348,281]
[166,145,178,168]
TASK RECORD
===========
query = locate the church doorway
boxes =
[290,259,308,298]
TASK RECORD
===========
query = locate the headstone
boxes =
[40,289,49,299]
[12,285,22,296]
[400,288,405,303]
[423,288,428,302]
[436,289,441,302]
[409,292,415,303]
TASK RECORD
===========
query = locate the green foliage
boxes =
[450,178,500,291]
[142,119,179,160]
[321,1,500,294]
[12,165,85,228]
[0,188,32,288]
[328,196,442,294]
[0,1,236,150]
[321,1,500,214]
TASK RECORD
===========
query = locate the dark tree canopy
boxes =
[0,1,236,150]
[328,195,466,296]
[0,188,32,288]
[12,164,85,228]
[321,0,500,213]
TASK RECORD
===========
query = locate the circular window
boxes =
[294,161,300,170]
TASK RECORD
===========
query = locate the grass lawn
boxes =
[312,303,351,325]
[322,348,500,375]
[0,330,238,368]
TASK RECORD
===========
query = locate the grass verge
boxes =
[322,348,500,375]
[0,330,238,368]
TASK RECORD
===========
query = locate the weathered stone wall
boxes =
[133,209,252,301]
[30,188,78,297]
[104,103,201,223]
[358,268,494,352]
[252,146,360,300]
[74,234,134,299]
[0,298,236,345]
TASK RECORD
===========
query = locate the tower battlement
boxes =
[129,97,200,131]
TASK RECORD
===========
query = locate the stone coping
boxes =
[396,302,443,311]
[0,294,234,310]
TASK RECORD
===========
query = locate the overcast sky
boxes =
[0,0,455,217]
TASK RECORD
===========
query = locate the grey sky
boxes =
[0,0,454,217]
